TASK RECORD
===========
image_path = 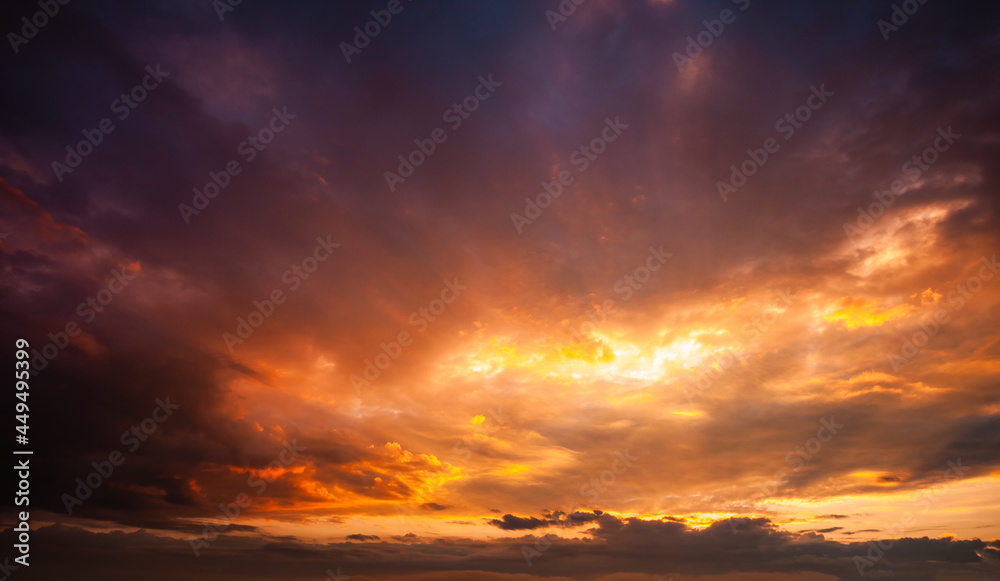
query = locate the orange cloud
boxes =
[823,297,915,329]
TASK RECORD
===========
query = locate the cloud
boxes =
[422,502,450,511]
[488,514,551,531]
[1,0,999,579]
[16,519,1000,581]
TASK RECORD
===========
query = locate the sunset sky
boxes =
[2,0,1000,580]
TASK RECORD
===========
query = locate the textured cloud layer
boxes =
[1,0,998,579]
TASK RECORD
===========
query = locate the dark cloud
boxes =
[12,518,1000,581]
[487,514,551,531]
[489,510,606,530]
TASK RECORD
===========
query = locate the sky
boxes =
[1,0,999,580]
